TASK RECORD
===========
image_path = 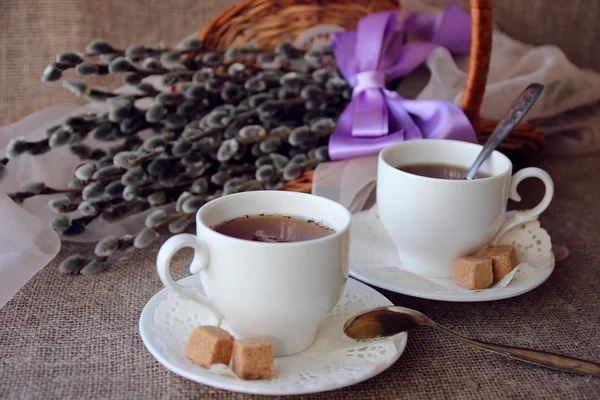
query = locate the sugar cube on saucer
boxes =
[453,256,493,290]
[484,244,518,282]
[185,326,234,368]
[232,338,274,380]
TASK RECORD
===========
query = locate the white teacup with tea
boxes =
[156,191,351,356]
[377,139,554,278]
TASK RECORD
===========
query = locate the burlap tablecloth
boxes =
[1,1,600,398]
[1,152,599,399]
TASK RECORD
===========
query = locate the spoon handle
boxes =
[465,83,544,180]
[429,322,600,377]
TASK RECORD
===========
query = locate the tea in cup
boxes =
[156,191,351,356]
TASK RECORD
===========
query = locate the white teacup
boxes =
[377,139,554,278]
[156,191,351,356]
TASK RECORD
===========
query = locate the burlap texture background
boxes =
[1,0,600,126]
[1,0,600,398]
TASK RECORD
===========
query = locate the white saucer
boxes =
[349,206,555,302]
[350,264,554,302]
[139,276,407,396]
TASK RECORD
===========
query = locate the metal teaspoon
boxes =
[465,83,544,180]
[343,306,600,377]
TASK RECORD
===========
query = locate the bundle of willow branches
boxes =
[2,37,351,274]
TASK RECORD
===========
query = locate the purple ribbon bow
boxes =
[329,4,477,160]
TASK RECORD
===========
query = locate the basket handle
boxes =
[462,0,493,133]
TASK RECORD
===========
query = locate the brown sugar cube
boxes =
[453,256,494,290]
[185,326,234,368]
[232,338,274,380]
[483,244,519,282]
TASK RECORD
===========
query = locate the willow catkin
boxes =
[6,38,343,274]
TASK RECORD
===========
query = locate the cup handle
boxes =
[156,233,223,325]
[492,167,554,244]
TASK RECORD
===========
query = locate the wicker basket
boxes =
[198,0,545,192]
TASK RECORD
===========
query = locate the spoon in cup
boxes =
[465,83,544,180]
[344,306,600,377]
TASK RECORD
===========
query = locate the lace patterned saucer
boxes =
[349,206,555,302]
[139,277,407,396]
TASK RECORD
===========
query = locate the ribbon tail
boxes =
[329,93,405,160]
[329,104,399,160]
[385,90,423,141]
[401,98,477,143]
[351,89,389,137]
